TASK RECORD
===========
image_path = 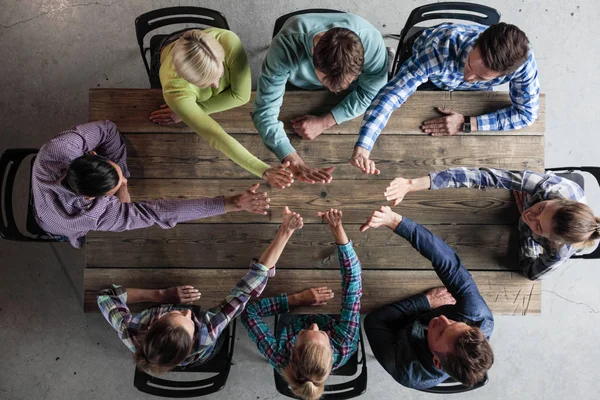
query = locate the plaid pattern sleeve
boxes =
[241,294,290,370]
[331,241,362,367]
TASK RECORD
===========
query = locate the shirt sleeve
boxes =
[96,284,136,352]
[476,54,540,131]
[331,242,362,364]
[94,196,226,232]
[196,31,252,114]
[200,261,272,342]
[330,31,388,124]
[163,86,269,178]
[253,36,296,161]
[355,39,444,151]
[430,167,531,193]
[241,294,290,370]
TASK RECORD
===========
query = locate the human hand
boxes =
[289,287,334,307]
[350,146,380,175]
[281,206,303,233]
[224,183,270,215]
[512,190,526,215]
[287,159,334,184]
[318,208,348,245]
[149,103,182,125]
[384,177,412,206]
[115,178,131,203]
[263,161,294,189]
[425,287,456,309]
[421,107,465,136]
[160,285,201,304]
[359,206,403,232]
[291,113,335,140]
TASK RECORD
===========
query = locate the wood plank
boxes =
[124,179,520,225]
[85,223,519,270]
[89,89,545,135]
[83,268,541,315]
[123,134,544,179]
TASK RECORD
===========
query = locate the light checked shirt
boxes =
[356,23,540,151]
[430,167,586,280]
[31,120,225,248]
[97,261,275,366]
[241,242,362,372]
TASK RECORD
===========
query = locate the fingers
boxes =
[359,223,371,232]
[422,116,446,125]
[178,286,201,303]
[436,106,454,115]
[251,195,270,215]
[284,206,291,215]
[247,183,260,193]
[280,161,290,169]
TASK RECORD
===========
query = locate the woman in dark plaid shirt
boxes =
[97,207,304,374]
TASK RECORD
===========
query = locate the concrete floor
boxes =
[1,1,599,399]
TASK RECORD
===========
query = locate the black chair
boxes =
[418,374,489,394]
[134,319,237,397]
[273,315,367,399]
[0,149,59,242]
[135,7,230,88]
[546,166,600,259]
[390,2,501,83]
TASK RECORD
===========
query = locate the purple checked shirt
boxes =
[32,120,226,248]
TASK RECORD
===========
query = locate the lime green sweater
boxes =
[160,28,269,177]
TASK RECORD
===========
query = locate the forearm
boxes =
[331,225,349,246]
[405,175,432,193]
[124,288,163,303]
[258,228,294,269]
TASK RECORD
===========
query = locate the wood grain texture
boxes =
[85,223,519,270]
[89,89,546,135]
[123,133,544,179]
[124,179,520,224]
[83,268,540,315]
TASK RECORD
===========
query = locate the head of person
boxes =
[313,27,364,93]
[134,309,195,374]
[521,199,600,247]
[464,23,530,82]
[282,323,333,400]
[427,315,494,387]
[171,29,225,89]
[64,153,125,197]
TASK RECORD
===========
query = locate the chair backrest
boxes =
[391,2,501,76]
[134,7,230,84]
[546,166,600,260]
[272,9,344,38]
[0,148,55,242]
[273,315,368,399]
[133,319,237,397]
[419,374,489,394]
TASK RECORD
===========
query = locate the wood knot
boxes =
[320,191,327,198]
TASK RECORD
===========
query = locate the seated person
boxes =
[149,28,293,189]
[97,206,304,373]
[242,208,362,400]
[352,23,540,175]
[254,12,388,184]
[32,120,271,248]
[361,206,494,389]
[383,167,600,280]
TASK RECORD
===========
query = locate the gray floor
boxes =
[1,1,599,399]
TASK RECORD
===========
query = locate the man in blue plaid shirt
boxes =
[351,23,540,175]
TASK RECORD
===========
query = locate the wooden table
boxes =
[84,89,545,315]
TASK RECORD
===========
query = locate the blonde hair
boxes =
[282,341,333,400]
[171,29,225,88]
[552,199,600,248]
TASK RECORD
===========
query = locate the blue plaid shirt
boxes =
[356,24,540,151]
[430,168,586,280]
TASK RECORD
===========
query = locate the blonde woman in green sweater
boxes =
[150,28,294,189]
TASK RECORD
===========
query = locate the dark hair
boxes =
[439,327,494,387]
[134,317,193,375]
[313,27,364,92]
[475,23,530,74]
[65,154,119,197]
[552,199,600,247]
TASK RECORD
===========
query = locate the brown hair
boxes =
[552,199,600,247]
[171,29,225,88]
[313,27,364,92]
[282,341,333,400]
[439,327,494,387]
[134,317,193,375]
[475,23,530,74]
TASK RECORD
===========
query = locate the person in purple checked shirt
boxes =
[32,120,271,248]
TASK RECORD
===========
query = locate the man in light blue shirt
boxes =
[253,12,388,184]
